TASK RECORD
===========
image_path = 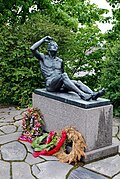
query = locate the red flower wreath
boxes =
[18,107,44,143]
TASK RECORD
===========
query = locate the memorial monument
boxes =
[31,36,118,162]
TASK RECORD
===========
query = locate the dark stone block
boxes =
[34,89,111,109]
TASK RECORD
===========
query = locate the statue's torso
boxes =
[40,55,62,81]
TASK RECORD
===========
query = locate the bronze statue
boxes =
[30,36,105,101]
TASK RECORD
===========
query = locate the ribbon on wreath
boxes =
[32,130,67,157]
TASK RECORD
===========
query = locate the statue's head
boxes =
[48,41,58,57]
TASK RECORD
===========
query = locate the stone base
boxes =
[83,144,119,163]
[32,89,119,161]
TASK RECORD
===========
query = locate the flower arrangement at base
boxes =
[18,107,44,143]
[17,107,86,163]
[31,127,86,164]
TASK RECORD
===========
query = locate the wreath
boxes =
[18,108,44,143]
[54,127,86,164]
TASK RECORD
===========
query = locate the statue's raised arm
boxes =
[30,36,53,60]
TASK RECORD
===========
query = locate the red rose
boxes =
[28,108,32,113]
[35,123,41,128]
[22,121,25,125]
[34,113,37,116]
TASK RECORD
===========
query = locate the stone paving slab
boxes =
[68,167,108,179]
[0,116,15,123]
[1,141,26,161]
[25,153,45,165]
[0,114,14,119]
[112,138,120,152]
[0,132,21,145]
[14,120,22,127]
[84,155,120,178]
[0,160,10,179]
[0,131,4,135]
[113,119,120,126]
[0,122,14,127]
[112,126,119,137]
[20,140,34,153]
[14,114,23,121]
[0,107,16,113]
[0,151,1,159]
[118,131,120,140]
[14,120,23,132]
[113,173,120,179]
[0,125,17,134]
[32,161,73,179]
[113,137,120,145]
[12,162,35,179]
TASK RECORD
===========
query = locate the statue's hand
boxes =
[44,36,53,42]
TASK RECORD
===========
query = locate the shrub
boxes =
[0,14,75,107]
[101,40,120,117]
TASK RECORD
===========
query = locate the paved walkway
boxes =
[0,107,120,179]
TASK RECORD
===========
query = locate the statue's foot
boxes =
[80,94,92,101]
[92,89,105,100]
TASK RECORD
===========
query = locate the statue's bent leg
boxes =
[62,73,92,101]
[46,75,63,92]
[72,80,105,100]
[72,80,93,94]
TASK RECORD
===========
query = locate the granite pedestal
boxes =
[32,89,119,162]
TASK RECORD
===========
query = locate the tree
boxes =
[101,39,120,117]
[51,0,107,31]
[0,0,53,25]
[0,0,107,29]
[106,0,120,40]
[101,0,120,116]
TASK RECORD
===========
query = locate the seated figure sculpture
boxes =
[30,36,105,101]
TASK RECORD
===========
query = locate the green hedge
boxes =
[101,40,120,117]
[0,14,75,107]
